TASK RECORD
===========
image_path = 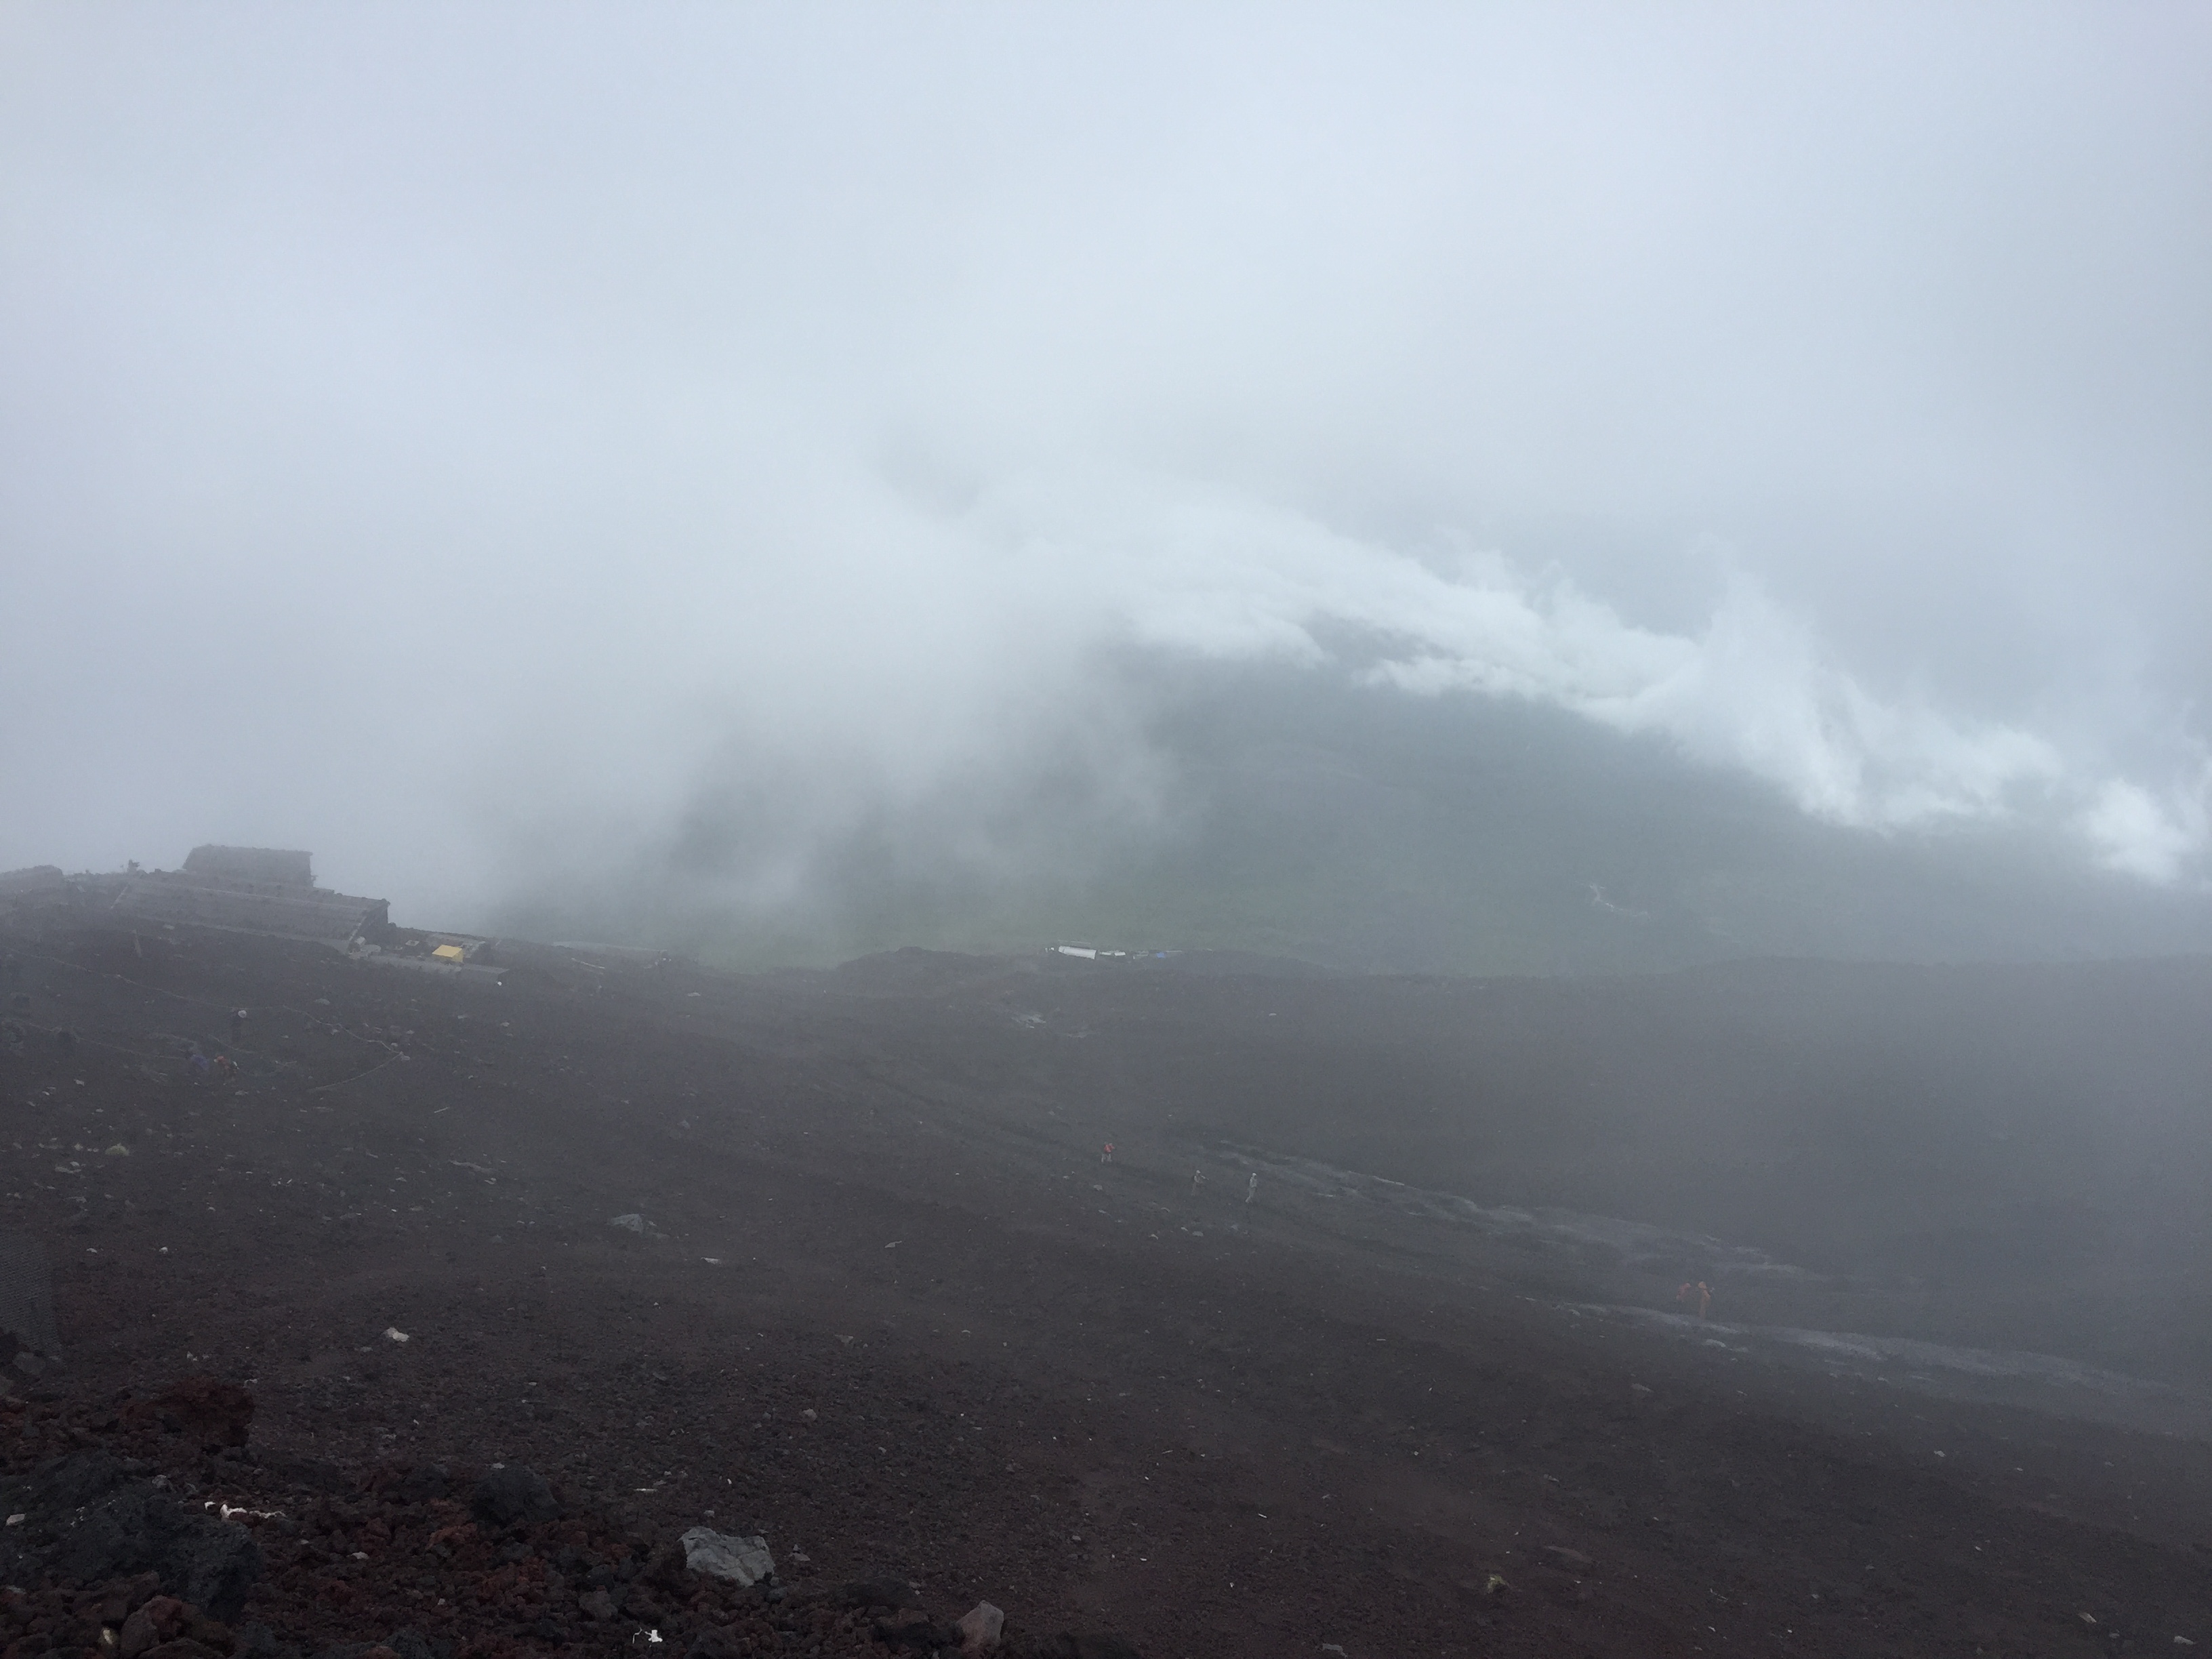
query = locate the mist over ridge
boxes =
[3,5,2209,956]
[488,656,2212,975]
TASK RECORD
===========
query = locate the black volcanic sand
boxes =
[3,924,2211,1658]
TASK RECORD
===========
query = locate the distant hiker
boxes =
[1246,1171,1258,1204]
[1101,1142,1115,1164]
[1677,1281,1712,1319]
[211,1054,237,1080]
[230,1007,246,1045]
[186,1048,210,1080]
[1191,1168,1206,1195]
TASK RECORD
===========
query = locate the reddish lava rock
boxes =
[119,1379,254,1451]
[2,1384,1139,1659]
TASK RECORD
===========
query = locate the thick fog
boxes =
[3,5,2208,958]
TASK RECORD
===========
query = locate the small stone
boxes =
[470,1465,560,1528]
[955,1601,1004,1654]
[120,1378,255,1448]
[679,1527,775,1588]
[181,1613,230,1651]
[120,1597,185,1659]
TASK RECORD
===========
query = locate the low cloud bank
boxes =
[488,464,2212,947]
[951,472,2210,886]
[4,5,2207,931]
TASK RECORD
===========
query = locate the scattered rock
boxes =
[956,1600,1004,1653]
[469,1465,560,1528]
[1,1450,264,1618]
[578,1586,617,1622]
[679,1525,775,1587]
[120,1593,186,1658]
[372,1464,450,1504]
[232,1624,296,1659]
[642,1537,694,1590]
[382,1630,444,1659]
[121,1378,255,1450]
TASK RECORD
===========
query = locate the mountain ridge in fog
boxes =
[486,661,2212,974]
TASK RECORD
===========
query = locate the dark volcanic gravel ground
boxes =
[3,924,2209,1658]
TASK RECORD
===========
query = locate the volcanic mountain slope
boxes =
[2,922,2209,1657]
[493,673,2212,977]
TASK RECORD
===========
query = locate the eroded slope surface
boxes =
[3,927,2209,1657]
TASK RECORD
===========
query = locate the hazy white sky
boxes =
[3,3,2207,917]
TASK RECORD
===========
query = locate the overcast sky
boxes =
[3,4,2207,924]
